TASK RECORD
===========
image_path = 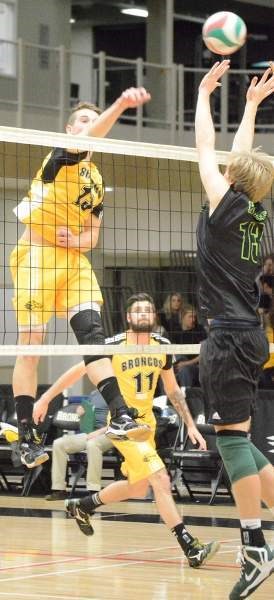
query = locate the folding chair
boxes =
[164,387,232,504]
[169,422,232,504]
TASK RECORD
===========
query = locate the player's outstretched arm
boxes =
[87,87,151,139]
[195,61,231,212]
[33,361,86,424]
[232,67,274,153]
[160,369,207,450]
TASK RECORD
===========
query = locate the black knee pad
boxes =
[70,309,105,365]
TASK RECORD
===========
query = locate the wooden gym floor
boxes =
[0,495,273,600]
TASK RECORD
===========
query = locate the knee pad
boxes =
[70,309,105,365]
[216,431,258,484]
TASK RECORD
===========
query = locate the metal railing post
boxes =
[178,64,184,145]
[59,45,66,132]
[98,51,106,110]
[170,63,177,144]
[220,71,228,149]
[17,38,24,128]
[136,57,143,141]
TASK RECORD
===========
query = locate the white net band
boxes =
[0,124,229,164]
[1,343,274,356]
[1,343,200,356]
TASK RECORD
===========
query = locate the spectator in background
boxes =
[174,305,207,388]
[39,389,112,500]
[258,255,273,313]
[159,292,185,343]
[259,299,274,389]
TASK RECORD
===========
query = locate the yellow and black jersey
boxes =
[105,332,172,418]
[14,148,104,245]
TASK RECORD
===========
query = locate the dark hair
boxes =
[126,293,155,312]
[67,101,102,125]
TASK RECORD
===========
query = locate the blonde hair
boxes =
[181,305,197,329]
[67,101,102,126]
[162,292,184,318]
[227,149,274,202]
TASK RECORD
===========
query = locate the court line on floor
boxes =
[0,538,241,575]
[0,593,90,600]
[0,546,239,583]
[0,556,88,573]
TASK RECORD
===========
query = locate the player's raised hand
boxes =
[246,67,274,105]
[120,86,151,109]
[199,60,230,95]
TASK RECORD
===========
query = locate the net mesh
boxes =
[0,126,273,362]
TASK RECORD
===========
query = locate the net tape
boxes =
[0,125,229,163]
[1,343,274,355]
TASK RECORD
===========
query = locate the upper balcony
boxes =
[0,38,273,152]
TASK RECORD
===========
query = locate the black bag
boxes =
[153,406,179,449]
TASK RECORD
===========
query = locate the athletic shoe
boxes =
[45,490,67,501]
[229,544,274,599]
[106,414,151,442]
[65,498,94,536]
[20,440,49,469]
[186,538,220,568]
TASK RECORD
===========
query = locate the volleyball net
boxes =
[0,125,273,369]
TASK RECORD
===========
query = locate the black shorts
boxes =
[199,327,269,425]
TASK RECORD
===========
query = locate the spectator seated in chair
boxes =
[174,306,207,388]
[43,390,113,500]
[158,292,185,343]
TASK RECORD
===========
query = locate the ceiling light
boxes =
[121,7,148,18]
[70,18,76,24]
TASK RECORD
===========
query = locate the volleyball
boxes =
[202,11,247,56]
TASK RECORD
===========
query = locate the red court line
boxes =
[0,557,89,573]
[0,553,238,575]
[104,554,238,570]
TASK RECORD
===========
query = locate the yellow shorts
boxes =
[112,414,165,484]
[10,241,103,327]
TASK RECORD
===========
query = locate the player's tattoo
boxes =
[168,390,193,426]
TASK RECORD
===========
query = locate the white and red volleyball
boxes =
[202,11,247,56]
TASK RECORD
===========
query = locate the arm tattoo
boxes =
[168,390,194,427]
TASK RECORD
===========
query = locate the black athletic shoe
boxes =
[65,498,94,536]
[106,414,151,442]
[20,440,49,469]
[229,544,274,599]
[45,490,67,501]
[186,538,220,568]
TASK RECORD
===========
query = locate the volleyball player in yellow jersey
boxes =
[34,293,220,568]
[10,88,152,469]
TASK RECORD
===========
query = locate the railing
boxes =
[0,38,273,143]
